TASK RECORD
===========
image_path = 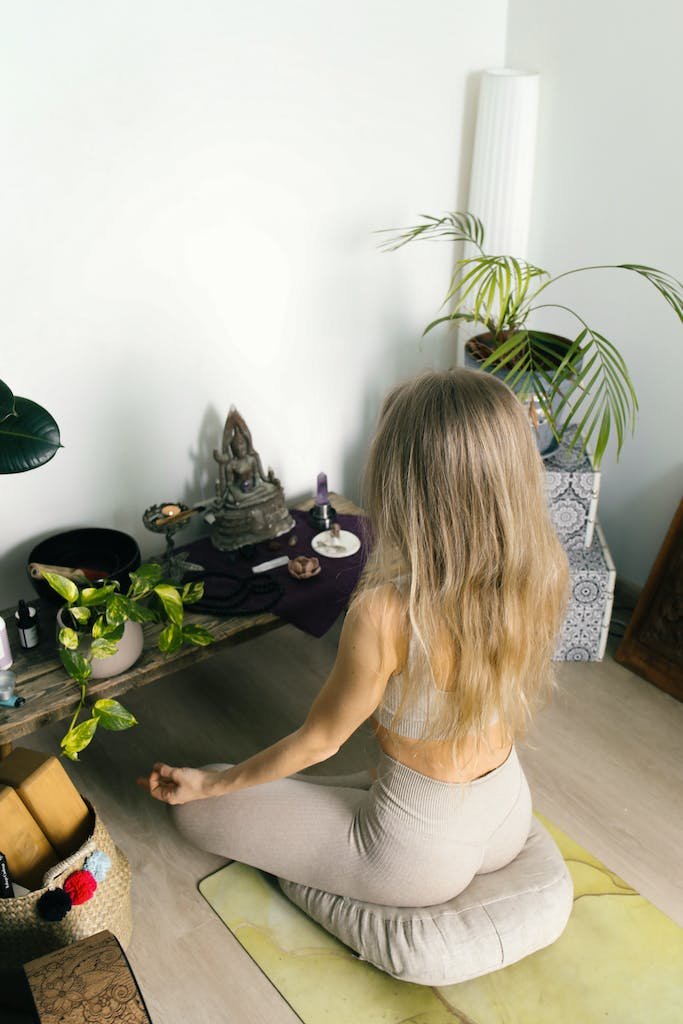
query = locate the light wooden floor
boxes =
[5,617,682,1024]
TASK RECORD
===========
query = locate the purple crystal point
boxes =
[315,472,329,506]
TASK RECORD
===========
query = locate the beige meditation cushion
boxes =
[279,816,573,986]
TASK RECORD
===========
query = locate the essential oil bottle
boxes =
[15,601,39,650]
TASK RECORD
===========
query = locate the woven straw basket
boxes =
[0,799,132,975]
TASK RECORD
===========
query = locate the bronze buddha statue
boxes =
[210,409,294,551]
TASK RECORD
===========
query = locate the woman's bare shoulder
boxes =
[350,582,405,622]
[348,584,408,675]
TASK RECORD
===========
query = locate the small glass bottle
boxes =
[0,616,12,669]
[15,600,39,650]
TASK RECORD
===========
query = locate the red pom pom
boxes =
[63,869,98,905]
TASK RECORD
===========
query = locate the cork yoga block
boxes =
[0,747,90,857]
[25,930,153,1023]
[0,786,58,890]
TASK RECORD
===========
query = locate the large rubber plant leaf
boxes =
[0,396,61,473]
[0,380,15,421]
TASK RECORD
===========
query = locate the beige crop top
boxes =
[373,632,499,740]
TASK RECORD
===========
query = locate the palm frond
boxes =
[446,256,496,305]
[551,328,638,465]
[422,312,478,336]
[619,264,683,322]
[376,212,485,253]
[479,330,531,372]
[479,327,637,465]
[448,256,549,330]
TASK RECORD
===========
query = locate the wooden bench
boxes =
[0,495,359,759]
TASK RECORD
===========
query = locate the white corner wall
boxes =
[0,1,508,607]
[506,0,682,585]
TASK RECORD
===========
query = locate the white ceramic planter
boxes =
[56,611,145,679]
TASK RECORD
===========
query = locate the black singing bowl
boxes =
[28,528,141,606]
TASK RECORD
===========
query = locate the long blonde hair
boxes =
[354,368,569,758]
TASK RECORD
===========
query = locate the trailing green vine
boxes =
[44,563,214,760]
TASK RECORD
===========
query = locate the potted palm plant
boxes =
[380,212,682,465]
[44,564,214,760]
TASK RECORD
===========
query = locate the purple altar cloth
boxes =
[176,510,369,638]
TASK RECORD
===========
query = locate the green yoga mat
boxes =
[199,815,683,1024]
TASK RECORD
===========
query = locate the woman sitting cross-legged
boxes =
[139,368,569,909]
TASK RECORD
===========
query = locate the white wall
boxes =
[0,0,508,607]
[506,0,682,585]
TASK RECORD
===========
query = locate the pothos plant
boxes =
[43,563,214,761]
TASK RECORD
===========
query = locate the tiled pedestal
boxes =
[544,434,600,550]
[545,435,615,662]
[555,524,616,661]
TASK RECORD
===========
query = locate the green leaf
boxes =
[42,571,79,605]
[423,312,479,336]
[80,584,118,607]
[181,582,205,604]
[546,329,587,386]
[91,638,119,659]
[93,699,138,731]
[130,563,164,585]
[619,264,683,322]
[58,627,80,650]
[92,615,106,638]
[158,622,183,653]
[182,623,215,647]
[154,584,184,627]
[377,211,486,253]
[596,404,612,462]
[0,395,61,474]
[60,648,92,684]
[0,380,15,422]
[61,718,98,760]
[447,258,494,314]
[446,255,548,331]
[480,331,530,372]
[126,602,158,624]
[549,325,638,466]
[69,605,91,625]
[100,621,125,641]
[106,594,129,627]
[127,577,154,601]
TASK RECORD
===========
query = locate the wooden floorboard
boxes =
[4,619,682,1023]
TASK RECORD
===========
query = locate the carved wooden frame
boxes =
[616,498,683,702]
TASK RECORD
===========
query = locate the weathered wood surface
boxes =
[0,495,360,748]
[616,497,683,701]
[0,611,284,747]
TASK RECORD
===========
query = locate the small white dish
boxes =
[311,529,361,559]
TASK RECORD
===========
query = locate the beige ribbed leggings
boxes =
[170,746,532,907]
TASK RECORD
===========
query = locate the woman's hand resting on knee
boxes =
[137,763,225,805]
[137,594,396,806]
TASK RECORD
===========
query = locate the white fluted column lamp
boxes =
[467,68,540,259]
